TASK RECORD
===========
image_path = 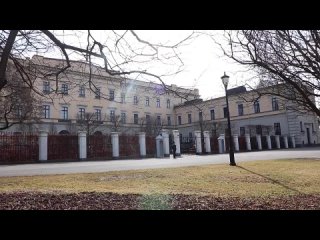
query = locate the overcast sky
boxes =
[45,30,255,100]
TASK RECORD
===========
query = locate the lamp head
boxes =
[221,72,230,88]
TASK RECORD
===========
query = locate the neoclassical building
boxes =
[2,55,319,147]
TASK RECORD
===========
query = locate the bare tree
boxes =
[212,30,320,117]
[76,112,106,135]
[0,30,199,129]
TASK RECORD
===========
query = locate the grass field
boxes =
[1,158,319,198]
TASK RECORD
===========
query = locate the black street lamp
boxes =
[221,72,236,166]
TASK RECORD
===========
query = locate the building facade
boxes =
[2,55,319,147]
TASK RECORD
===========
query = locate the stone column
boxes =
[275,135,280,149]
[291,135,296,148]
[256,134,262,150]
[78,131,87,160]
[233,134,239,152]
[156,135,164,158]
[139,132,146,157]
[172,130,181,156]
[218,134,225,154]
[39,131,48,161]
[283,135,288,149]
[111,132,119,159]
[266,135,272,150]
[245,134,251,151]
[203,131,211,153]
[194,130,202,154]
[161,129,170,157]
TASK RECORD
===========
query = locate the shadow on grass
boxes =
[236,166,304,194]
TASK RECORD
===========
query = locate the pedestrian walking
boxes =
[172,142,177,159]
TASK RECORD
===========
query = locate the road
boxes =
[0,147,319,177]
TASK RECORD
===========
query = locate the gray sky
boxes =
[42,30,255,100]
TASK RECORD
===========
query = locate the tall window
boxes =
[238,104,244,116]
[210,109,215,120]
[43,105,50,119]
[146,114,151,124]
[43,81,50,94]
[312,123,314,132]
[79,85,85,97]
[188,113,192,124]
[145,97,150,106]
[134,113,138,124]
[95,109,101,121]
[272,97,279,111]
[61,84,68,95]
[110,110,115,122]
[167,99,170,109]
[121,112,126,124]
[223,107,228,118]
[62,107,68,120]
[95,88,101,99]
[79,108,85,120]
[167,116,171,126]
[254,101,260,113]
[199,111,203,121]
[121,93,126,103]
[256,125,262,135]
[178,116,182,125]
[274,122,281,135]
[134,96,138,105]
[109,89,115,101]
[240,127,245,136]
[156,98,160,108]
[300,121,304,132]
[157,116,161,126]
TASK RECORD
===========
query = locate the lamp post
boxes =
[221,72,236,166]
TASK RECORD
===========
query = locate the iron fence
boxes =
[146,135,156,157]
[48,134,78,161]
[119,134,140,159]
[0,132,38,164]
[87,134,112,160]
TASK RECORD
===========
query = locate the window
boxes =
[300,121,304,132]
[223,107,228,118]
[210,109,215,120]
[79,108,85,120]
[145,97,149,106]
[95,88,101,99]
[272,97,279,111]
[256,125,262,135]
[61,84,68,95]
[121,113,126,124]
[199,111,203,121]
[254,101,260,113]
[121,93,126,103]
[110,110,115,122]
[43,105,50,119]
[134,113,139,124]
[167,99,170,109]
[238,104,244,116]
[240,127,245,136]
[109,90,115,101]
[167,116,171,126]
[156,98,160,108]
[157,116,161,126]
[178,116,182,125]
[134,96,138,105]
[189,132,193,139]
[274,122,281,135]
[312,123,315,132]
[95,109,101,121]
[43,81,50,94]
[62,107,68,120]
[146,114,151,124]
[188,113,192,124]
[79,85,85,97]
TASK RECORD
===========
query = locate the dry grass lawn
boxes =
[0,158,319,198]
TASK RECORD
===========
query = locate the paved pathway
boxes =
[0,147,319,177]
